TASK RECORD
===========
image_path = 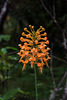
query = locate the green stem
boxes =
[34,64,38,100]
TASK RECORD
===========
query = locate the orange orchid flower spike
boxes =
[18,25,50,73]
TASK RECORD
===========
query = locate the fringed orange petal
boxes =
[45,61,49,68]
[18,44,22,47]
[22,64,26,71]
[39,66,43,73]
[37,63,42,67]
[31,61,33,68]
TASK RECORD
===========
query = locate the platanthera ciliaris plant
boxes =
[18,25,50,100]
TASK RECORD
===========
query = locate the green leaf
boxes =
[5,76,11,80]
[0,35,11,42]
[1,48,7,54]
[0,50,3,56]
[3,35,11,42]
[7,56,18,60]
[3,88,29,100]
[6,47,18,51]
[18,88,30,94]
[3,88,19,100]
[0,95,3,100]
[0,35,3,42]
[0,74,3,81]
[0,97,3,100]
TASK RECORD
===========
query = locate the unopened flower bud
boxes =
[24,28,27,30]
[29,25,31,27]
[40,26,42,28]
[22,32,25,36]
[42,28,45,31]
[32,26,34,29]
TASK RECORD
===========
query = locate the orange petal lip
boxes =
[18,44,22,47]
[21,60,29,64]
[39,66,43,73]
[37,63,42,67]
[29,57,36,61]
[30,61,33,68]
[31,48,37,52]
[37,53,44,57]
[23,51,29,55]
[37,62,44,67]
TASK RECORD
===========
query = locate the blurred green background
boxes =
[0,0,67,100]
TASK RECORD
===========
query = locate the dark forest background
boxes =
[0,0,67,100]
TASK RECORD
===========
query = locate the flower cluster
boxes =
[18,25,50,73]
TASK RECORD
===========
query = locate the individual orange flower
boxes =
[18,25,50,73]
